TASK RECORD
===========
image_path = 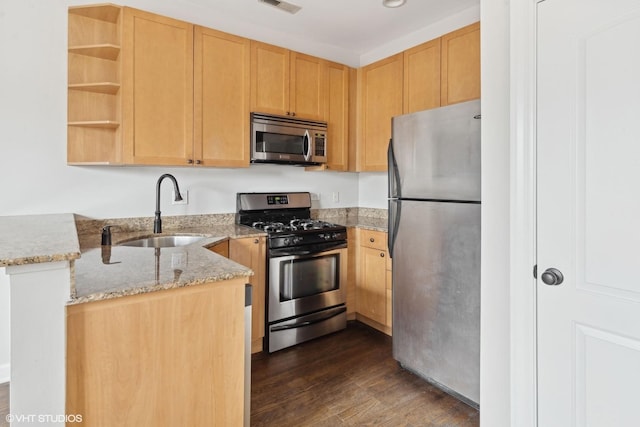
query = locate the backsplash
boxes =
[75,207,388,237]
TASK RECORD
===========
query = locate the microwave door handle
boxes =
[303,130,311,161]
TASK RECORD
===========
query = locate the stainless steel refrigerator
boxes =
[388,99,481,408]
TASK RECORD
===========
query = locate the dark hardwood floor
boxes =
[0,322,479,427]
[251,321,479,426]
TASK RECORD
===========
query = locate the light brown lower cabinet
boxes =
[66,278,246,426]
[229,236,267,353]
[353,228,393,336]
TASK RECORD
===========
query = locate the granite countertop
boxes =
[334,216,388,232]
[72,224,266,305]
[0,210,385,306]
[0,213,81,267]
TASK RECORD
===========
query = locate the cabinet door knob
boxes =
[370,237,375,243]
[254,239,259,244]
[195,159,202,165]
[286,112,291,116]
[187,159,194,164]
[380,252,385,257]
[291,112,296,117]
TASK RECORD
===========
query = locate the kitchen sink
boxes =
[118,235,207,248]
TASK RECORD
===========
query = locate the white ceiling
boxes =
[183,0,479,63]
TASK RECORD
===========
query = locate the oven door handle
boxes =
[272,249,312,257]
[270,306,347,332]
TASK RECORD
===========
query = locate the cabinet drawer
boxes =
[360,229,387,251]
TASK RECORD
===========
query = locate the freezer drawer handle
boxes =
[270,306,347,331]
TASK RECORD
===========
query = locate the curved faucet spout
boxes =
[154,174,182,234]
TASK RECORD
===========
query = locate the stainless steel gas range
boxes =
[236,192,347,353]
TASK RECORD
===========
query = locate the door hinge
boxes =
[533,264,538,279]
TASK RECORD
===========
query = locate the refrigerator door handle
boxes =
[387,137,402,258]
[387,138,401,199]
[388,199,401,258]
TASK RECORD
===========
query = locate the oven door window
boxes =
[256,131,306,155]
[280,253,339,301]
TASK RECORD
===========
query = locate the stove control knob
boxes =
[292,237,303,244]
[282,238,290,246]
[323,234,331,240]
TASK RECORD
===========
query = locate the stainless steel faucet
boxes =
[154,174,183,234]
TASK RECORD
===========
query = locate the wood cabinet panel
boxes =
[441,22,481,106]
[359,53,403,171]
[250,41,290,116]
[251,43,325,121]
[354,229,392,334]
[229,236,267,353]
[360,228,387,251]
[69,6,251,167]
[325,61,351,171]
[67,279,246,426]
[404,38,441,113]
[194,26,250,167]
[208,239,230,258]
[358,246,388,325]
[346,227,358,318]
[290,52,324,120]
[122,8,194,165]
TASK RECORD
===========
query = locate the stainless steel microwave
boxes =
[250,113,327,166]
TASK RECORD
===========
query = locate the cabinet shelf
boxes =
[68,4,121,23]
[68,44,120,60]
[68,82,120,94]
[68,120,120,129]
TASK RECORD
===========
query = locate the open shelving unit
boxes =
[67,4,122,164]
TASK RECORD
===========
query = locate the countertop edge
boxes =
[0,213,81,267]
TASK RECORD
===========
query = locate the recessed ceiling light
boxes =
[383,0,407,8]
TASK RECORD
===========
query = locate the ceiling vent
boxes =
[258,0,302,14]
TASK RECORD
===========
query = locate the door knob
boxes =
[541,268,564,286]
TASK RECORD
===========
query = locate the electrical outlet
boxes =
[332,192,339,203]
[172,190,188,205]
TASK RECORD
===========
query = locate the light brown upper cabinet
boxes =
[358,53,403,172]
[440,22,481,106]
[324,61,351,171]
[68,5,251,167]
[121,8,194,165]
[251,41,324,121]
[67,4,123,164]
[194,27,250,167]
[403,38,441,114]
[403,22,480,114]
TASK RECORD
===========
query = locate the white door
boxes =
[537,0,640,425]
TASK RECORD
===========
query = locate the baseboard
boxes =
[0,363,9,384]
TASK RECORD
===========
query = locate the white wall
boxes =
[480,0,511,425]
[0,0,362,219]
[360,5,481,66]
[358,173,387,209]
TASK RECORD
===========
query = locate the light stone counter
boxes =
[313,207,388,232]
[0,213,81,266]
[72,223,265,304]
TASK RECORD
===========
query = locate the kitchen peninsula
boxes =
[0,213,259,426]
